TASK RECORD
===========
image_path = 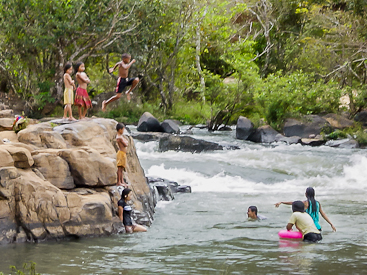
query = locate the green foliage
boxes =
[326,130,348,140]
[1,261,41,275]
[254,71,341,129]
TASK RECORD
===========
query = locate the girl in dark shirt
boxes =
[118,188,147,233]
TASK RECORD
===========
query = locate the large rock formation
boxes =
[0,118,154,244]
[248,125,280,143]
[137,112,162,132]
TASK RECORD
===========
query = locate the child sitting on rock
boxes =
[116,123,129,187]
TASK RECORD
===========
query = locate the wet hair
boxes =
[121,188,131,200]
[116,123,125,131]
[64,63,72,74]
[248,206,257,216]
[306,187,317,216]
[292,201,305,213]
[121,53,131,60]
[74,61,84,72]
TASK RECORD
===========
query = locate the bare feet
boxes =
[102,100,107,112]
[62,117,67,120]
[68,117,77,121]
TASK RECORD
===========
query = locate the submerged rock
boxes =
[147,177,191,201]
[159,135,238,153]
[275,134,302,145]
[326,139,359,149]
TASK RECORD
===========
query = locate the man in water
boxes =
[286,201,322,242]
[247,206,267,220]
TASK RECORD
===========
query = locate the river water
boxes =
[1,127,367,274]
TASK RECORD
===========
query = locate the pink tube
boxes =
[278,230,303,239]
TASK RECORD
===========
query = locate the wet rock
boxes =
[275,134,302,145]
[161,119,180,134]
[131,132,171,142]
[236,116,255,140]
[147,177,191,196]
[283,115,332,138]
[159,135,235,153]
[323,114,354,129]
[326,139,359,149]
[301,136,326,146]
[248,125,280,143]
[218,126,232,131]
[137,112,162,132]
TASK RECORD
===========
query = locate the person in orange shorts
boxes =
[116,123,129,187]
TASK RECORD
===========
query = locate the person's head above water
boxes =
[292,201,305,213]
[247,206,258,219]
[305,187,315,199]
[121,188,132,201]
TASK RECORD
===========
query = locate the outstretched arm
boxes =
[275,201,293,208]
[109,62,122,73]
[319,204,336,232]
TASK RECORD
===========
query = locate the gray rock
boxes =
[354,111,367,126]
[131,132,171,142]
[275,134,301,145]
[161,119,180,134]
[326,139,359,149]
[137,112,162,132]
[248,125,280,143]
[159,135,238,153]
[236,116,255,140]
[218,126,232,131]
[283,115,332,138]
[0,109,14,118]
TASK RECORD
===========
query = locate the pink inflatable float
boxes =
[278,230,303,239]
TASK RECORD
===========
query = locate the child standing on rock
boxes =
[74,62,92,120]
[63,63,76,121]
[116,123,129,187]
[102,53,139,111]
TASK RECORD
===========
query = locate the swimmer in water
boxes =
[247,206,267,220]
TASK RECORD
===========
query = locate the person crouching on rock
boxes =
[116,123,128,187]
[118,188,147,233]
[286,201,322,242]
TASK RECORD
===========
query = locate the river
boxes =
[1,126,366,274]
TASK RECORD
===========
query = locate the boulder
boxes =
[58,148,116,187]
[354,111,367,126]
[53,119,117,157]
[33,153,75,189]
[0,109,14,118]
[248,125,280,143]
[236,116,255,140]
[137,112,162,132]
[17,123,67,149]
[159,135,225,153]
[283,115,332,138]
[0,147,14,167]
[275,134,301,145]
[161,119,180,134]
[0,118,14,131]
[0,131,18,142]
[0,144,34,168]
[323,114,354,129]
